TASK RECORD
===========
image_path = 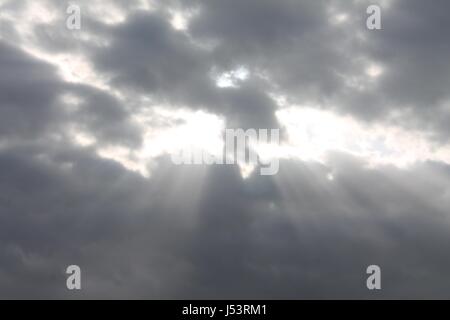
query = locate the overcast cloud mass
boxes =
[1,0,450,299]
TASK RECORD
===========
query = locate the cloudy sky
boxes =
[1,0,450,299]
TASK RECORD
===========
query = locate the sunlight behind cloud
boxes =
[215,66,250,88]
[366,64,384,78]
[138,108,225,160]
[68,105,450,179]
[276,107,450,167]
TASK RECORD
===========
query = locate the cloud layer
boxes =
[0,0,450,298]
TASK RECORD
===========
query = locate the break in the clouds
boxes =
[0,0,450,298]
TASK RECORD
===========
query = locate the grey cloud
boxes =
[63,84,143,147]
[1,0,450,299]
[184,0,450,139]
[1,146,450,298]
[0,37,142,149]
[89,11,280,129]
[0,42,63,139]
[364,0,450,141]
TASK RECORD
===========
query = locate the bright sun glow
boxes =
[276,107,450,167]
[366,64,384,78]
[215,67,250,88]
[69,105,450,179]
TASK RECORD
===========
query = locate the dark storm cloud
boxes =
[1,0,450,299]
[16,1,281,129]
[3,0,450,133]
[0,42,62,138]
[1,145,450,298]
[87,10,280,129]
[185,0,366,110]
[184,0,450,139]
[93,12,207,93]
[63,84,143,147]
[0,39,141,148]
[364,0,450,142]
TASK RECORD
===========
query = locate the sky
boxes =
[1,0,450,299]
